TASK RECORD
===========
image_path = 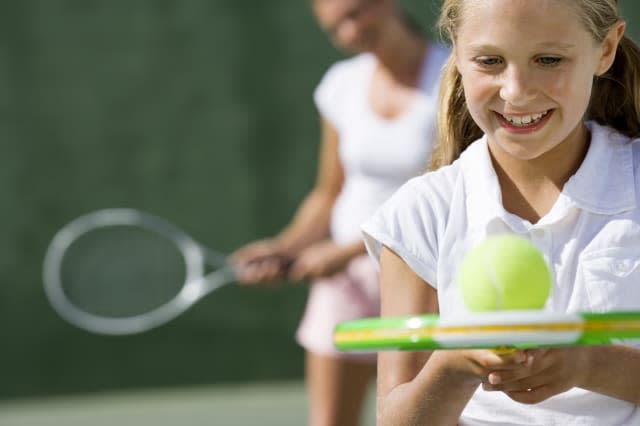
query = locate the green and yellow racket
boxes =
[334,311,640,351]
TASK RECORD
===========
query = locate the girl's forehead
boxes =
[459,0,574,23]
[455,0,586,44]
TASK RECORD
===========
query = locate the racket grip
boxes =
[278,255,295,271]
[492,347,518,355]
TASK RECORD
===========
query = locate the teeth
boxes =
[503,111,548,127]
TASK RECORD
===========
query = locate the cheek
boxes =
[546,71,593,113]
[461,73,495,117]
[542,72,571,97]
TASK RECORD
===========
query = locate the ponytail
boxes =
[430,55,482,170]
[588,35,640,138]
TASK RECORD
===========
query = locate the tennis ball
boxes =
[458,234,551,312]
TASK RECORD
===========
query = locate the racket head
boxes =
[43,208,226,335]
[334,310,640,352]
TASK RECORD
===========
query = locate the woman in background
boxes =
[233,0,448,424]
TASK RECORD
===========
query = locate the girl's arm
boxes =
[582,345,640,404]
[377,247,528,425]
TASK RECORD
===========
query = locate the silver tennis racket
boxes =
[43,208,240,335]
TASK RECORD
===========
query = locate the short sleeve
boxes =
[313,62,345,128]
[362,176,447,288]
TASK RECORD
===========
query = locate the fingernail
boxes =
[526,354,535,366]
[488,373,501,385]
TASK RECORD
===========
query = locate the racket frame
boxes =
[334,310,640,351]
[43,208,236,335]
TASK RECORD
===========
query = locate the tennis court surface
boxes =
[0,381,375,426]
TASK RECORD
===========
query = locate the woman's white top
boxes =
[314,44,449,244]
[362,121,640,425]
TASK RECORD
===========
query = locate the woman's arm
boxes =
[271,116,344,251]
[232,117,343,283]
[288,238,366,281]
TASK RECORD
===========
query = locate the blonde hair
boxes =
[430,0,640,170]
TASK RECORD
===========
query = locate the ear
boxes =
[595,19,625,76]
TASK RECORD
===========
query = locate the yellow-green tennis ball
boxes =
[458,234,551,311]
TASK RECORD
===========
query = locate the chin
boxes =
[488,135,549,162]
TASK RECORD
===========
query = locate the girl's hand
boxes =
[482,347,590,404]
[288,240,352,281]
[433,348,531,386]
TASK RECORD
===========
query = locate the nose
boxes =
[499,66,537,106]
[335,19,361,46]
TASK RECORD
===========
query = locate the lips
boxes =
[495,109,554,132]
[503,111,549,126]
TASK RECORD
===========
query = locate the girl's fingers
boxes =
[485,349,548,385]
[484,366,548,391]
[483,349,527,367]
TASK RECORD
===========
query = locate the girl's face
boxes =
[313,0,395,53]
[454,0,622,161]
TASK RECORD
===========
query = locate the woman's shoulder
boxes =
[314,54,375,125]
[319,53,374,87]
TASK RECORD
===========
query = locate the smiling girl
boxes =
[362,0,640,424]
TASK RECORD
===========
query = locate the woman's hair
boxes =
[430,0,640,170]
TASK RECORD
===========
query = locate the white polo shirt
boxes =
[362,121,640,425]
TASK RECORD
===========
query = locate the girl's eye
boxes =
[475,56,503,67]
[537,56,562,66]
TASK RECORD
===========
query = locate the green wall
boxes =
[1,1,639,400]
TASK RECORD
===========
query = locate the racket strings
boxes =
[59,225,187,318]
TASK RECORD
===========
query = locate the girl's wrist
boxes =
[429,350,484,390]
[577,346,606,391]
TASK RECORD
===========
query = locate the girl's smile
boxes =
[494,109,554,134]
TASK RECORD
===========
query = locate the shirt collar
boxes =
[461,134,515,233]
[461,121,637,233]
[564,121,636,214]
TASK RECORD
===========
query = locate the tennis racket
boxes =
[334,310,640,351]
[43,208,277,335]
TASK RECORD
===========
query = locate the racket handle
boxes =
[492,347,518,355]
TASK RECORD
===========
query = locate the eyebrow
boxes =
[465,41,577,53]
[534,41,576,50]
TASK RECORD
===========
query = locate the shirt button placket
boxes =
[530,228,552,264]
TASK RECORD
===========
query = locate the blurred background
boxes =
[1,1,639,425]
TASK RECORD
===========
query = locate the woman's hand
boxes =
[288,240,354,281]
[230,239,293,285]
[481,347,590,404]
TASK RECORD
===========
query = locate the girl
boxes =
[362,0,640,425]
[232,0,448,424]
